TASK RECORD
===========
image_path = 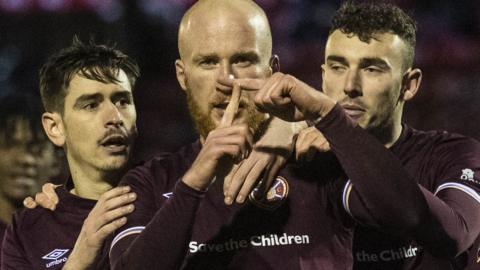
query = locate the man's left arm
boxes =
[318,105,480,256]
[236,73,480,257]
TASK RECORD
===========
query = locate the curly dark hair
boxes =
[39,36,140,114]
[0,93,45,145]
[330,1,417,70]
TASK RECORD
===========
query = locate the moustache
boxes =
[98,128,134,146]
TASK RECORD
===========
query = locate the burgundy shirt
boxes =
[312,105,480,270]
[1,184,110,270]
[465,237,480,269]
[0,220,7,268]
[349,125,480,270]
[110,141,353,270]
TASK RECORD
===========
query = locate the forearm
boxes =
[316,104,429,231]
[110,181,204,269]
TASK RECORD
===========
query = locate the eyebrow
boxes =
[359,57,390,70]
[73,93,103,109]
[231,51,260,63]
[192,53,219,63]
[326,55,348,65]
[326,55,390,70]
[111,90,133,101]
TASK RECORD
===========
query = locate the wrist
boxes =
[182,171,210,192]
[306,94,336,124]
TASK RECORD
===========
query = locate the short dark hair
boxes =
[330,1,417,70]
[0,92,45,145]
[39,37,140,114]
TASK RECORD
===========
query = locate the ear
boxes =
[42,112,66,147]
[401,68,422,101]
[175,59,187,91]
[268,55,280,75]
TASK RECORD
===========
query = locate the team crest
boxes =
[249,176,289,211]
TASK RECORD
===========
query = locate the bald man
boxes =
[109,0,353,269]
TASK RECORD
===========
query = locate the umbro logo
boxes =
[42,249,69,260]
[42,249,69,268]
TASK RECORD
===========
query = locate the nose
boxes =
[216,61,235,95]
[344,69,362,98]
[105,102,124,127]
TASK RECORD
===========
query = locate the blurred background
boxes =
[0,0,479,168]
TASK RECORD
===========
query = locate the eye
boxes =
[199,58,217,69]
[329,63,346,72]
[364,66,383,73]
[116,97,131,108]
[83,102,99,110]
[233,56,252,67]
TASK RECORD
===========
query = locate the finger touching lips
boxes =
[220,82,241,127]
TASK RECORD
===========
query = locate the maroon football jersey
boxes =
[0,220,7,268]
[465,237,480,270]
[1,184,110,269]
[351,125,480,270]
[110,141,354,270]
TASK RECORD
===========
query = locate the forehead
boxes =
[325,30,406,67]
[65,69,132,101]
[183,12,268,59]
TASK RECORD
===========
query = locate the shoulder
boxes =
[403,126,480,155]
[10,207,53,232]
[120,141,201,195]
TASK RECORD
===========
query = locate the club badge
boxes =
[249,176,289,211]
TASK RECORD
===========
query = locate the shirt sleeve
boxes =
[316,104,480,257]
[1,214,31,270]
[109,163,205,270]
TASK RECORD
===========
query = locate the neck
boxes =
[68,160,125,200]
[369,121,403,148]
[0,195,16,225]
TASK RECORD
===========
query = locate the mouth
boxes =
[212,100,246,110]
[99,135,129,153]
[341,103,365,120]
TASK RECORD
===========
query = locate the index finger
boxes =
[234,78,266,91]
[219,82,241,127]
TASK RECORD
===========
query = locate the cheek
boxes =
[323,77,343,100]
[188,70,215,97]
[235,66,269,79]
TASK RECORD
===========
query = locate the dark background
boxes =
[1,0,479,163]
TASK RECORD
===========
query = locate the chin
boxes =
[100,157,129,171]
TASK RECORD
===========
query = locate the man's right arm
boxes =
[109,172,205,269]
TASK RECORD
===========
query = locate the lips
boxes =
[340,103,365,119]
[212,100,246,110]
[99,134,129,153]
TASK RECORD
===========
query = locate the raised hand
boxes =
[62,186,136,270]
[182,82,253,192]
[295,126,331,162]
[234,72,337,122]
